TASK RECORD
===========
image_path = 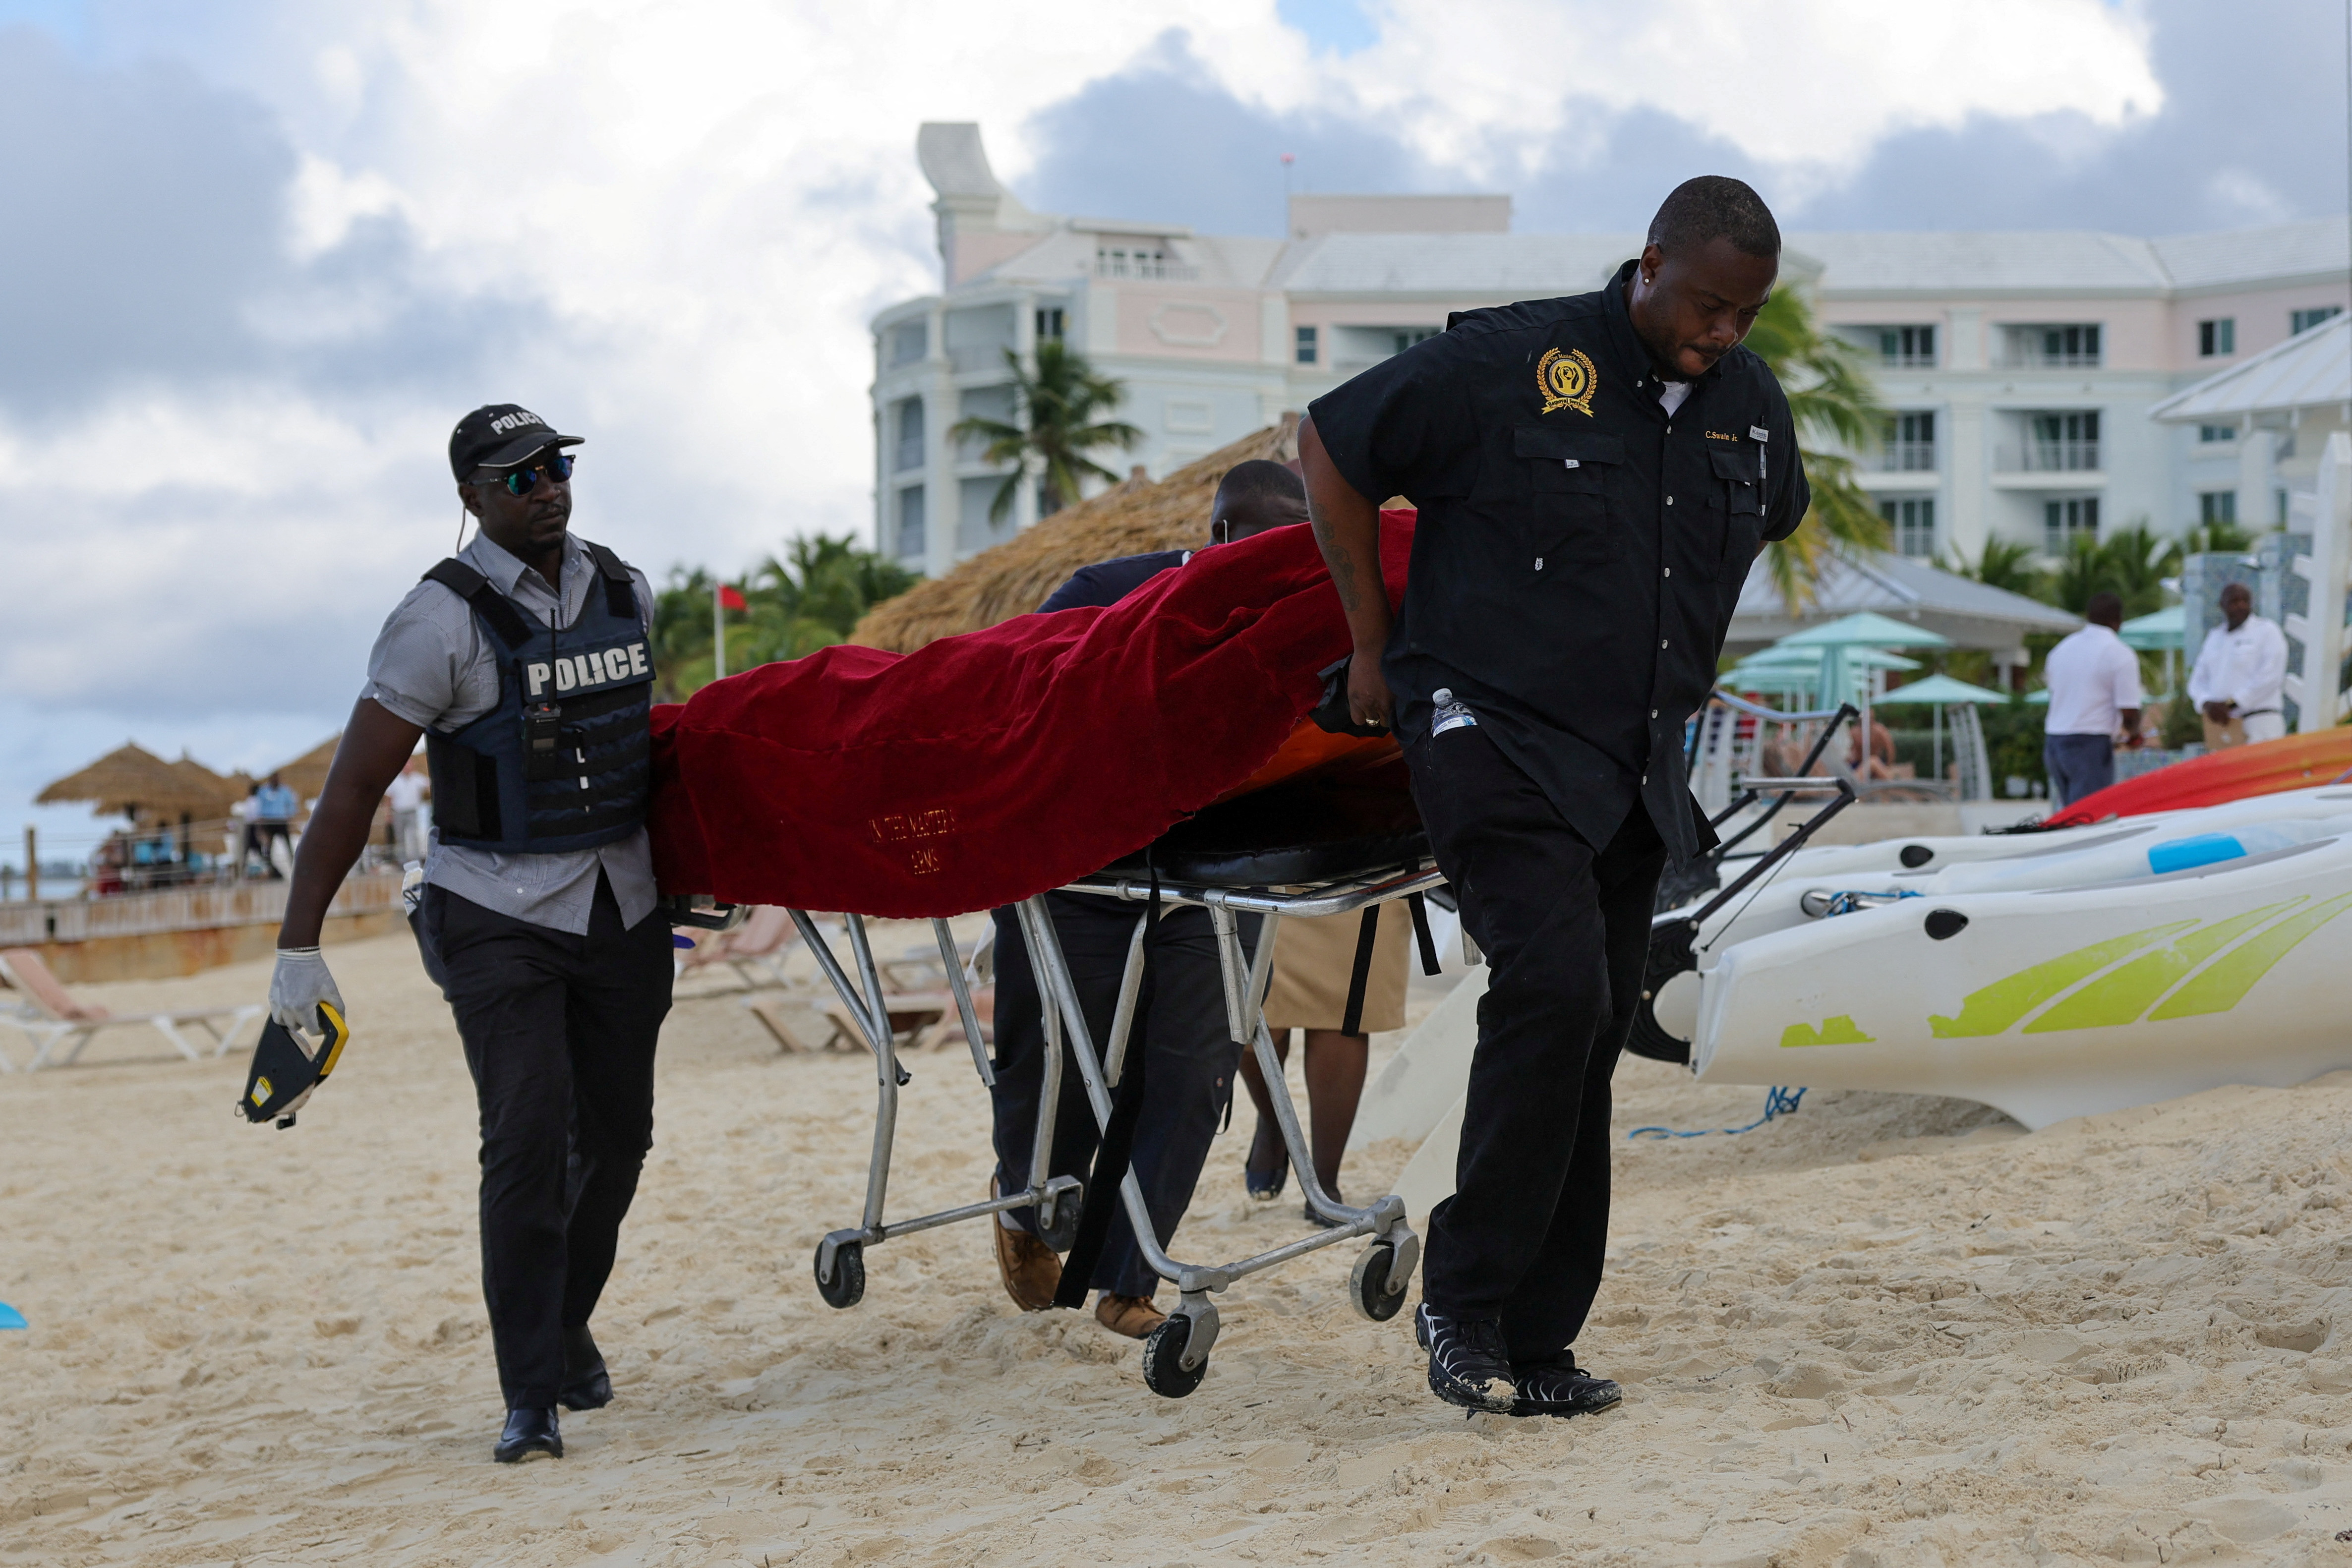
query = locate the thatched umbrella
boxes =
[269,735,342,804]
[38,744,249,841]
[851,416,1301,654]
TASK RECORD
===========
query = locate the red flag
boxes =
[718,584,747,612]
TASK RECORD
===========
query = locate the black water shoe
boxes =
[560,1325,612,1411]
[494,1406,563,1463]
[1415,1303,1517,1413]
[1510,1359,1622,1419]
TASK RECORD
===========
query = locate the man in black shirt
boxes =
[987,461,1307,1338]
[1301,177,1809,1417]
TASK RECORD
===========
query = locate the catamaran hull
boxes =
[1693,832,2352,1130]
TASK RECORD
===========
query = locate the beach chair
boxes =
[0,948,264,1071]
[675,904,804,991]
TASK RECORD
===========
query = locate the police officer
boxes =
[269,405,671,1463]
[1300,178,1809,1417]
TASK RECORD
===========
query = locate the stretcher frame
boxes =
[789,853,1438,1398]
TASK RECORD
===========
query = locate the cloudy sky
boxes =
[1,0,2345,858]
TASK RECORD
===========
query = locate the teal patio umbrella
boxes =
[1776,612,1954,773]
[1879,673,2010,789]
[2120,604,2184,694]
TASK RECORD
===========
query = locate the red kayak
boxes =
[2046,727,2352,826]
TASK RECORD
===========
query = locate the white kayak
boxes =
[1646,784,2352,1056]
[1368,784,2352,1218]
[1693,821,2352,1129]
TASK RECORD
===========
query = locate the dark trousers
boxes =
[427,876,673,1408]
[988,894,1254,1299]
[1406,724,1666,1365]
[2043,732,2115,810]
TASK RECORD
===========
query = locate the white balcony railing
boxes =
[1093,257,1200,282]
[1995,441,2102,473]
[1876,442,1937,472]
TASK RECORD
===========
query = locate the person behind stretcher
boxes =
[987,461,1310,1339]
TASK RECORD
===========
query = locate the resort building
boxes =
[872,123,2352,578]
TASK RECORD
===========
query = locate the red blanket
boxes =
[647,513,1414,918]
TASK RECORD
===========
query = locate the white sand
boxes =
[10,930,2352,1565]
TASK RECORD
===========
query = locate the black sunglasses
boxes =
[475,453,575,495]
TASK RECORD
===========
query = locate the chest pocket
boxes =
[1703,444,1764,579]
[1513,426,1626,572]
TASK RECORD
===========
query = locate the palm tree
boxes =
[1741,286,1891,607]
[649,536,918,697]
[1950,538,2045,599]
[950,339,1143,522]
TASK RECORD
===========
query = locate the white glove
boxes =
[269,947,346,1046]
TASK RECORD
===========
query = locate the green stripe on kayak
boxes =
[1929,922,2194,1038]
[2025,901,2300,1034]
[2150,890,2352,1021]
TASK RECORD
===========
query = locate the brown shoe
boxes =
[990,1179,1060,1311]
[1095,1292,1166,1339]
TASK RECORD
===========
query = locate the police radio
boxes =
[235,1003,350,1130]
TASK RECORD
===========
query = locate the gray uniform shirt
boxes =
[362,532,660,934]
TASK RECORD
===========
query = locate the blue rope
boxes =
[1628,1085,1807,1140]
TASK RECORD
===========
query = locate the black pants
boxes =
[427,876,674,1408]
[1406,724,1666,1364]
[2043,732,2114,809]
[988,894,1254,1300]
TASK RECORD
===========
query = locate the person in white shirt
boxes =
[385,755,431,863]
[2187,582,2289,748]
[2041,592,2145,808]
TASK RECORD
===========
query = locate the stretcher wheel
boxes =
[1038,1181,1083,1254]
[1141,1313,1208,1398]
[1349,1240,1409,1322]
[814,1241,865,1309]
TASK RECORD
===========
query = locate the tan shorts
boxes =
[1260,901,1411,1035]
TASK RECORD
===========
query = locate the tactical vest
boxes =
[421,541,655,856]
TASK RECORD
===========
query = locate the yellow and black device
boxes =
[235,1003,350,1130]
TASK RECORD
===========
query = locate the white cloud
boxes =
[1293,0,2161,175]
[0,0,2174,845]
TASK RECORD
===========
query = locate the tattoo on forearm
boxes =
[1312,514,1363,613]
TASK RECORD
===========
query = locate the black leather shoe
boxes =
[1510,1359,1623,1418]
[1414,1303,1517,1413]
[559,1325,612,1411]
[494,1406,563,1463]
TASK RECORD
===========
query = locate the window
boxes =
[1295,325,1319,364]
[1034,306,1065,341]
[891,396,924,472]
[2198,423,2237,443]
[888,321,928,366]
[1881,410,1936,471]
[2025,410,2100,471]
[1093,244,1195,281]
[1880,497,1936,557]
[1873,325,1937,367]
[1390,328,1440,354]
[2292,305,2343,335]
[895,484,926,560]
[2197,318,2235,357]
[2003,323,2102,367]
[2199,490,2236,525]
[2044,496,2100,554]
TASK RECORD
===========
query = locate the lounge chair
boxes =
[0,947,264,1071]
[674,905,806,992]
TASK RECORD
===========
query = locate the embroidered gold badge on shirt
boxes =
[1537,347,1597,416]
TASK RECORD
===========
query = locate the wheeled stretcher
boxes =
[778,763,1441,1398]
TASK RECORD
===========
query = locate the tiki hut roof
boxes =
[850,416,1301,654]
[37,744,238,821]
[269,735,343,804]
